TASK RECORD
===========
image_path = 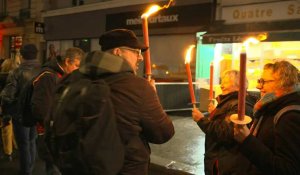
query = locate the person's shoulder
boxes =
[115,73,148,83]
[275,109,300,130]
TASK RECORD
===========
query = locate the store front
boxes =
[43,1,213,111]
[196,0,300,98]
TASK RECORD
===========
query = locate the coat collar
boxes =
[79,51,133,77]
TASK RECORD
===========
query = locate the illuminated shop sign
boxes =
[106,3,211,31]
[126,14,179,25]
[202,31,300,44]
[222,0,300,24]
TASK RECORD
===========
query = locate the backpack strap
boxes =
[251,116,263,137]
[273,105,300,126]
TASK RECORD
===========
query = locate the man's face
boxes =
[220,75,238,95]
[256,69,277,97]
[119,47,143,73]
[64,58,81,74]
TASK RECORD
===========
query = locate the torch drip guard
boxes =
[230,114,252,125]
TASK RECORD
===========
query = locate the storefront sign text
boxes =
[222,0,300,24]
[35,22,45,34]
[106,3,211,31]
[126,14,179,25]
[203,35,244,44]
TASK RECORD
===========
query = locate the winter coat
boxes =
[79,51,175,175]
[0,72,9,91]
[240,91,300,175]
[31,58,64,123]
[197,91,257,175]
[1,60,41,119]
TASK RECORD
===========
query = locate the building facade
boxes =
[0,0,44,60]
[42,0,213,111]
[197,0,300,96]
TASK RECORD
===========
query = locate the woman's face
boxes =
[220,75,239,95]
[256,69,277,97]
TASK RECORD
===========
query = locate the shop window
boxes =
[19,8,30,20]
[72,0,84,6]
[142,34,196,82]
[19,0,31,20]
[0,0,7,17]
[73,39,90,53]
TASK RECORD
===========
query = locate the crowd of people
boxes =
[0,28,299,175]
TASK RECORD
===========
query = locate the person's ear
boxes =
[64,57,69,66]
[113,48,122,57]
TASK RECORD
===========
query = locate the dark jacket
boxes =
[31,58,64,123]
[0,72,9,91]
[0,72,9,121]
[1,60,41,119]
[240,92,300,175]
[79,51,175,175]
[197,91,257,175]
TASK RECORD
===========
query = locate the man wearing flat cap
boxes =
[62,29,175,174]
[98,29,149,75]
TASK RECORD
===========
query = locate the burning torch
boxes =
[185,45,197,109]
[230,33,267,125]
[141,0,173,81]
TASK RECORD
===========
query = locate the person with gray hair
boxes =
[31,47,84,175]
[192,69,257,175]
[234,60,300,174]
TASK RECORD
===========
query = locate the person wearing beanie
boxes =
[1,43,41,175]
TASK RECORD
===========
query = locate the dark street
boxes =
[0,115,206,175]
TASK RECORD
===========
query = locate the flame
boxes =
[162,0,173,9]
[141,0,173,18]
[185,45,195,64]
[243,33,268,47]
[243,37,259,46]
[257,33,267,41]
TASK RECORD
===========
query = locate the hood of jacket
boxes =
[216,91,238,106]
[42,58,64,75]
[19,59,41,68]
[79,51,133,77]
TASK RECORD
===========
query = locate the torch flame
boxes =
[243,33,268,47]
[142,5,161,18]
[141,0,173,18]
[243,37,259,47]
[257,33,267,41]
[185,45,195,64]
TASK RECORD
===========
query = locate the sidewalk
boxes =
[0,115,206,175]
[150,115,205,175]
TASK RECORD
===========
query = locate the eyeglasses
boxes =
[257,78,275,86]
[119,47,142,57]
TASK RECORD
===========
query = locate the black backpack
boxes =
[46,70,124,175]
[19,70,53,127]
